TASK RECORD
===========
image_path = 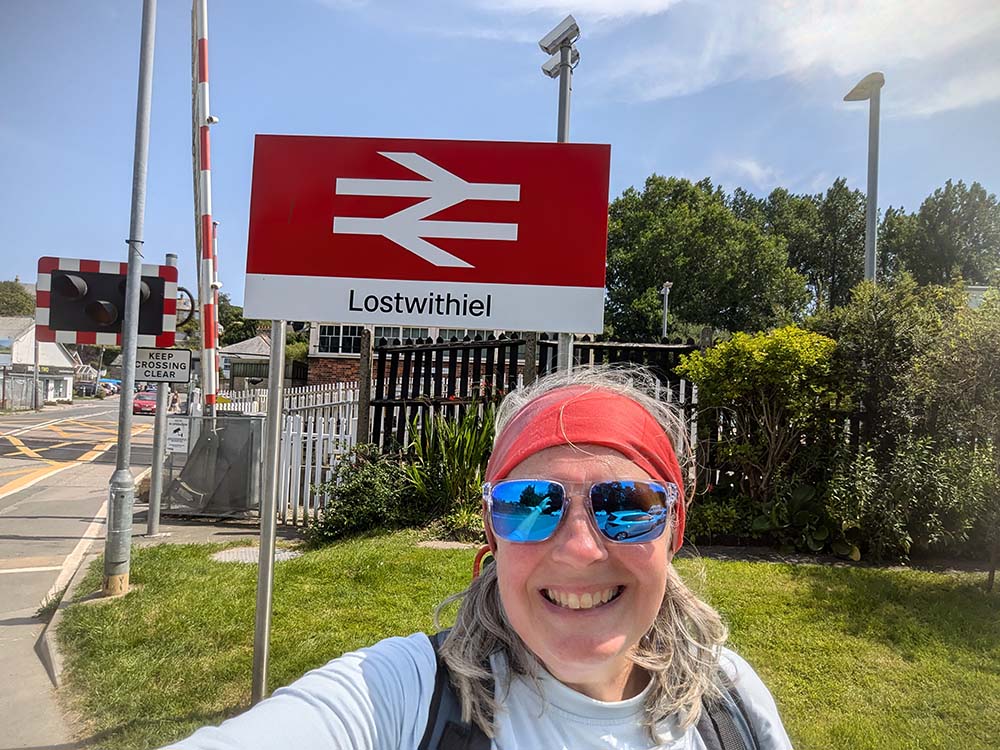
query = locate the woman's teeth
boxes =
[543,586,622,610]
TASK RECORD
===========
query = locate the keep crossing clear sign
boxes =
[135,347,192,383]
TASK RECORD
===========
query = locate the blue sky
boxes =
[3,0,999,306]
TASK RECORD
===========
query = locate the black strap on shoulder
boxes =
[696,675,760,750]
[418,630,490,750]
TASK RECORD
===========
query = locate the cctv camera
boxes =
[206,115,220,124]
[541,47,580,78]
[210,280,223,290]
[539,14,579,55]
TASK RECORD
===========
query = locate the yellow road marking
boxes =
[3,436,60,464]
[0,466,36,478]
[0,461,71,497]
[73,442,114,463]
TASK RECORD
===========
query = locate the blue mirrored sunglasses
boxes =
[484,479,679,544]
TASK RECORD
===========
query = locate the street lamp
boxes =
[661,281,673,339]
[844,71,885,283]
[539,14,580,371]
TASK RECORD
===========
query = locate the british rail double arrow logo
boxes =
[332,152,521,268]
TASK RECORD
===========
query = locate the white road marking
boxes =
[42,497,108,603]
[0,565,63,575]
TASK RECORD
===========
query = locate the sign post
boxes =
[147,254,179,537]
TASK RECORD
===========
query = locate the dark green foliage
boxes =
[0,279,34,316]
[604,175,809,338]
[218,293,261,347]
[897,180,1000,286]
[305,445,408,546]
[405,405,494,541]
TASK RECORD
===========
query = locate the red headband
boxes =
[485,386,686,551]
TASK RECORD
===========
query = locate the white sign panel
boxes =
[135,347,192,383]
[166,417,190,454]
[0,338,11,367]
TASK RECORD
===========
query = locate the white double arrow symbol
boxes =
[332,152,520,268]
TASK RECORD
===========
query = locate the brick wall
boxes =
[307,356,362,385]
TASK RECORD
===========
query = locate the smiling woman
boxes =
[166,366,792,750]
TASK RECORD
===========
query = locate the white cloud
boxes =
[714,157,781,192]
[589,0,1000,116]
[476,0,681,21]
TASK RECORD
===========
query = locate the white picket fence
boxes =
[217,383,362,524]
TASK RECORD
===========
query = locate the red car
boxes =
[132,391,157,415]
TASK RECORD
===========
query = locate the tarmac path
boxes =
[0,399,155,749]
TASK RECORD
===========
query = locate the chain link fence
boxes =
[1,371,39,411]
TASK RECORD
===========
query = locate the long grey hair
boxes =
[435,365,729,741]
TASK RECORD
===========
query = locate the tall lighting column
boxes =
[844,72,885,283]
[540,15,580,372]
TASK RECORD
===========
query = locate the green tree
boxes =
[605,176,808,338]
[901,180,1000,285]
[815,179,867,309]
[877,206,918,283]
[0,280,34,316]
[218,293,260,347]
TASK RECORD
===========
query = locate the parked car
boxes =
[603,510,665,540]
[74,381,98,397]
[132,391,158,415]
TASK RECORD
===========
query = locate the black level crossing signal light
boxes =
[36,257,179,346]
[48,269,166,335]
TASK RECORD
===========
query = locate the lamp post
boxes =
[661,281,673,339]
[540,15,580,372]
[844,71,885,283]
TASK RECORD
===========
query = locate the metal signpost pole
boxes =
[105,0,157,597]
[252,319,285,704]
[555,38,574,372]
[147,253,177,537]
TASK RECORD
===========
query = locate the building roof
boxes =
[0,316,33,341]
[220,334,270,358]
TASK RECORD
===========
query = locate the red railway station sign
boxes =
[243,135,611,332]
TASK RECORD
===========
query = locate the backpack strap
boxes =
[696,674,760,750]
[418,630,491,750]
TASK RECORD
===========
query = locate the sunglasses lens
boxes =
[489,480,566,542]
[590,481,674,543]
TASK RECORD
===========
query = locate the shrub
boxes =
[405,404,495,528]
[305,444,407,547]
[827,437,991,562]
[684,497,755,546]
[677,325,845,508]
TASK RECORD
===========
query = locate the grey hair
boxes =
[435,364,729,741]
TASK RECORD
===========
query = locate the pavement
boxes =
[0,399,157,750]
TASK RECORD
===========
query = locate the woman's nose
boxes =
[548,499,608,566]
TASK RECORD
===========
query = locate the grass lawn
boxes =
[58,531,1000,750]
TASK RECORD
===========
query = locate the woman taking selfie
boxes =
[170,367,792,750]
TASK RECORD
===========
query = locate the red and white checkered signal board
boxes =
[35,257,178,347]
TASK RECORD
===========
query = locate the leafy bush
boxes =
[305,444,407,547]
[684,497,755,546]
[405,404,495,528]
[827,437,991,562]
[678,325,845,508]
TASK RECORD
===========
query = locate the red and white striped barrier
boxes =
[194,0,219,413]
[35,257,177,346]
